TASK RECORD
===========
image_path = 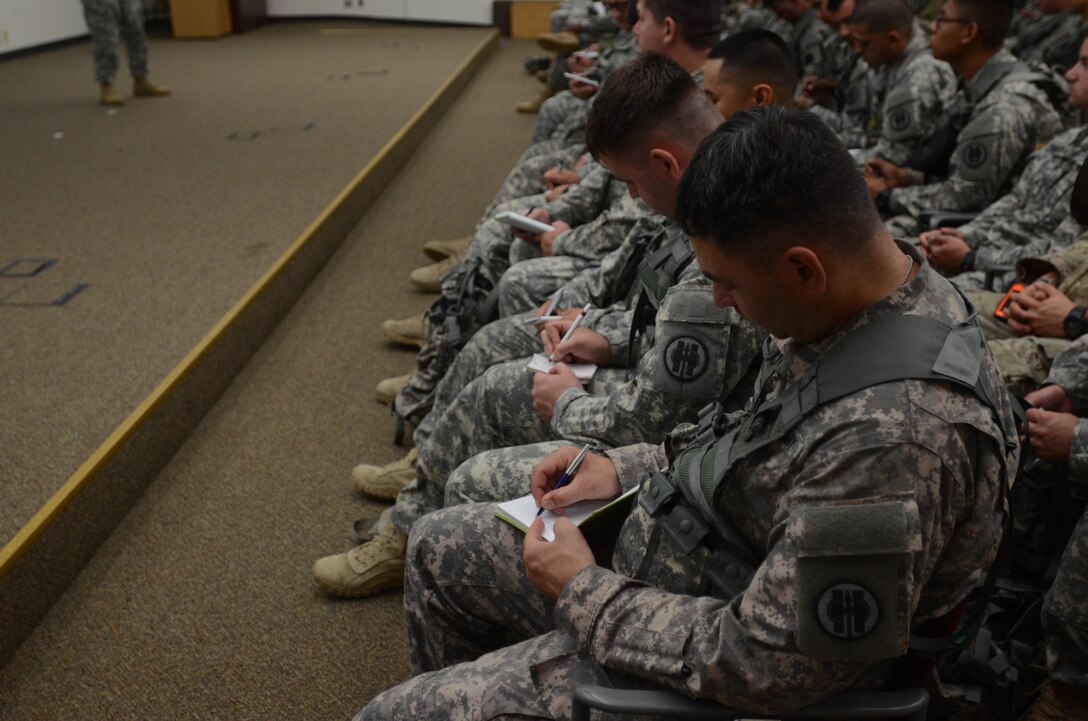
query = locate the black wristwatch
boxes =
[1063,306,1088,340]
[876,188,893,214]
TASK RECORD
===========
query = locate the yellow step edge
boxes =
[0,27,501,580]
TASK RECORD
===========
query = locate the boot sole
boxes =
[314,566,405,598]
[422,245,456,262]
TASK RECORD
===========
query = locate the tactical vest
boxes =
[623,302,1018,607]
[907,61,1028,178]
[625,229,696,368]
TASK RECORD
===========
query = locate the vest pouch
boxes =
[704,547,757,602]
[639,470,679,516]
[660,504,710,555]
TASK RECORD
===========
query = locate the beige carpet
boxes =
[0,20,497,547]
[0,26,538,720]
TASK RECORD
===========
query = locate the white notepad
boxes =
[526,353,597,382]
[494,486,639,541]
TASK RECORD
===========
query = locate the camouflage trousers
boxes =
[498,255,598,318]
[486,145,587,218]
[391,359,629,536]
[966,289,1072,398]
[532,91,586,145]
[1042,508,1088,687]
[393,196,547,426]
[356,503,643,721]
[80,0,149,86]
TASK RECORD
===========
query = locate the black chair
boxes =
[571,685,929,721]
[916,209,980,233]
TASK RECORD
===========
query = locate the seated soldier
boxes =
[865,0,1063,237]
[918,35,1088,286]
[767,0,835,79]
[1013,343,1088,719]
[529,0,638,147]
[312,44,797,598]
[1009,0,1080,72]
[800,0,883,151]
[353,105,1019,721]
[850,0,957,167]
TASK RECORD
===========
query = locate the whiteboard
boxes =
[267,0,492,24]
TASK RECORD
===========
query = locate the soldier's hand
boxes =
[543,167,581,189]
[532,363,582,422]
[513,208,553,244]
[570,81,598,101]
[1006,283,1075,338]
[1026,408,1078,464]
[540,221,571,256]
[575,153,591,169]
[523,517,595,600]
[545,184,569,202]
[530,445,622,510]
[866,173,890,199]
[539,315,596,356]
[865,158,908,187]
[552,328,611,365]
[801,76,836,97]
[1025,384,1073,413]
[925,233,971,274]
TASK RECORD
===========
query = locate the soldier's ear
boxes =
[750,83,775,108]
[648,148,682,181]
[662,16,678,45]
[960,19,980,47]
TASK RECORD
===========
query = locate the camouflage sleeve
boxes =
[550,279,763,449]
[593,307,635,364]
[556,213,664,309]
[888,91,1047,216]
[551,195,643,260]
[603,442,667,490]
[862,61,954,167]
[554,441,959,713]
[1016,237,1088,285]
[547,163,613,227]
[1067,419,1088,488]
[1046,335,1088,414]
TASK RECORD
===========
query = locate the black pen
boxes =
[537,444,592,517]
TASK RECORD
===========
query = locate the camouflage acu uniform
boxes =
[788,7,835,80]
[859,33,956,167]
[80,0,150,86]
[1010,9,1072,61]
[389,269,764,540]
[1019,12,1086,75]
[357,246,1017,720]
[531,30,638,146]
[882,49,1064,233]
[393,179,632,426]
[731,4,793,43]
[810,52,883,150]
[1036,339,1088,687]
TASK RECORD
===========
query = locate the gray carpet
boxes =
[0,20,498,548]
[0,25,538,721]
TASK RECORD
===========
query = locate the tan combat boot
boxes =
[100,84,125,106]
[312,524,408,597]
[353,448,418,500]
[408,251,464,292]
[537,31,581,53]
[133,77,171,97]
[375,372,413,405]
[421,236,472,262]
[1019,680,1088,721]
[516,86,556,114]
[380,312,428,349]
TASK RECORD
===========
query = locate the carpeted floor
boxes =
[0,25,537,721]
[0,20,498,548]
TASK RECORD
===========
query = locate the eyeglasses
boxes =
[932,14,973,27]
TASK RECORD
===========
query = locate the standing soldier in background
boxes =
[80,0,171,106]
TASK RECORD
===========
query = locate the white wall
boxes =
[0,0,89,55]
[267,0,493,25]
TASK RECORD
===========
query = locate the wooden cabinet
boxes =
[171,0,232,38]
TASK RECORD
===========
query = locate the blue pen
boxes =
[537,444,592,517]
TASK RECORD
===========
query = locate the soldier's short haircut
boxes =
[643,0,723,50]
[951,0,1012,49]
[708,30,798,105]
[586,52,719,161]
[677,106,882,258]
[849,0,914,35]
